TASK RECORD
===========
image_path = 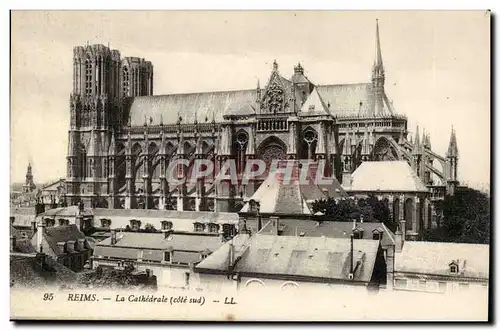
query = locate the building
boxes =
[10,206,37,239]
[92,230,225,290]
[195,234,387,294]
[346,161,431,239]
[65,20,459,212]
[40,178,67,202]
[22,163,37,193]
[10,252,77,289]
[31,222,93,272]
[393,237,489,294]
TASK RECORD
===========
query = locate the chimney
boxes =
[257,215,262,232]
[322,188,329,198]
[66,240,75,253]
[360,215,364,223]
[228,242,235,270]
[77,238,85,251]
[352,218,356,231]
[349,234,354,278]
[111,229,117,245]
[37,220,46,253]
[10,235,16,252]
[31,220,37,236]
[56,242,65,255]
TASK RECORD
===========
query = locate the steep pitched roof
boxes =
[127,89,256,126]
[348,161,429,192]
[43,225,87,256]
[40,205,93,218]
[240,168,347,214]
[316,83,393,117]
[258,219,396,249]
[93,208,238,223]
[395,241,489,279]
[299,87,332,116]
[94,232,224,264]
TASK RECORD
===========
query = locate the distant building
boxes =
[393,238,489,294]
[346,161,431,240]
[22,163,37,193]
[195,234,387,293]
[40,178,66,202]
[31,222,93,272]
[10,206,37,239]
[92,231,225,290]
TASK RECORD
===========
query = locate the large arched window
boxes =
[79,145,87,179]
[122,66,130,97]
[85,58,92,96]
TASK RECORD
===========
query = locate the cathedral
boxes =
[65,20,459,212]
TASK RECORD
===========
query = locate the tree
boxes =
[423,187,490,244]
[311,195,395,231]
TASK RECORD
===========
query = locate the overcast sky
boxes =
[10,10,490,188]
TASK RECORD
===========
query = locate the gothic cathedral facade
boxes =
[66,21,459,212]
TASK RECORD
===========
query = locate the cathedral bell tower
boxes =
[67,44,122,206]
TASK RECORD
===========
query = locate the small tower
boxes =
[445,127,459,195]
[22,163,36,193]
[412,126,422,178]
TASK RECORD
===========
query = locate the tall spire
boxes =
[371,19,385,116]
[413,125,421,155]
[374,19,384,73]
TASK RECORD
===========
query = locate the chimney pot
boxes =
[110,229,117,245]
[67,240,75,253]
[56,242,65,255]
[77,238,85,251]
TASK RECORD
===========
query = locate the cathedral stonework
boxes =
[66,21,459,212]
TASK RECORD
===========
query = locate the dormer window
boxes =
[130,219,141,231]
[208,223,219,233]
[353,227,364,239]
[161,221,173,231]
[449,262,459,274]
[194,222,205,232]
[101,219,111,228]
[372,228,384,241]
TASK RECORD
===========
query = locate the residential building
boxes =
[393,238,489,294]
[195,234,387,293]
[92,230,225,290]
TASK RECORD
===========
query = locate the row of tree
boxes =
[311,187,490,245]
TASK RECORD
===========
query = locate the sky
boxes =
[10,10,490,188]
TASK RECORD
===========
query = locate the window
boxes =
[85,58,92,96]
[59,219,66,226]
[130,220,141,231]
[395,278,407,288]
[164,252,171,262]
[194,223,205,232]
[122,66,130,96]
[450,263,459,274]
[184,272,190,287]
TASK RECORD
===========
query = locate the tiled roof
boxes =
[10,253,77,288]
[43,225,87,256]
[348,161,429,192]
[40,206,94,218]
[127,89,256,126]
[93,208,238,223]
[94,232,224,264]
[259,219,395,249]
[395,241,489,279]
[197,234,380,283]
